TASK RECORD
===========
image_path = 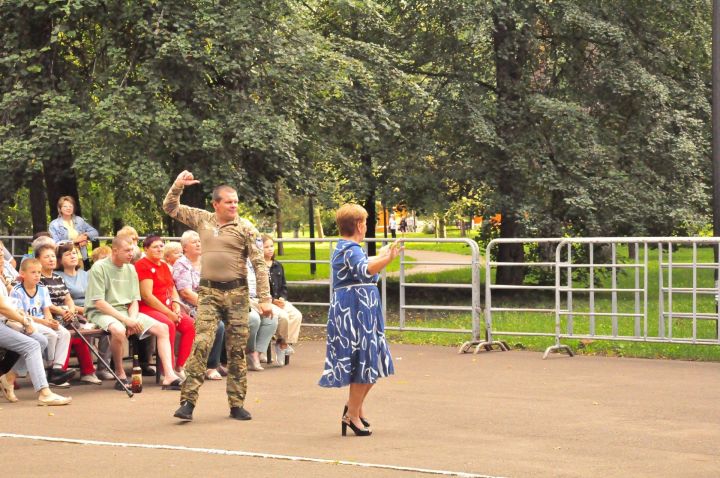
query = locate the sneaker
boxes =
[174,400,195,421]
[229,406,252,420]
[273,343,286,367]
[0,374,18,403]
[80,373,102,385]
[37,392,72,406]
[96,369,115,381]
[284,345,295,356]
[50,381,71,389]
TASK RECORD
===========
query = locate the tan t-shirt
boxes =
[162,184,271,302]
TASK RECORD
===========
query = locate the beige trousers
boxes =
[272,301,302,344]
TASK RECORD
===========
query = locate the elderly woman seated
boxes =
[172,231,225,380]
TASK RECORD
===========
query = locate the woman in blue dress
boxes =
[319,203,402,436]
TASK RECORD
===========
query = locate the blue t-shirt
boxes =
[10,283,52,319]
[58,270,89,307]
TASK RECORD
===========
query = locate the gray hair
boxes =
[31,236,56,252]
[164,241,182,260]
[180,230,200,249]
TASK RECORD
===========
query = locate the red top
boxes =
[134,257,175,314]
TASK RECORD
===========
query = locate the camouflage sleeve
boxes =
[246,224,271,303]
[162,183,207,230]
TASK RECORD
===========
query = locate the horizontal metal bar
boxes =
[557,334,720,345]
[660,312,720,320]
[293,302,330,307]
[558,287,645,293]
[660,288,719,295]
[562,263,644,269]
[386,326,473,334]
[489,285,556,291]
[288,280,330,286]
[402,283,472,289]
[277,260,329,264]
[489,262,556,267]
[490,331,557,337]
[558,311,643,317]
[660,263,720,269]
[402,260,472,266]
[401,305,473,311]
[490,307,556,313]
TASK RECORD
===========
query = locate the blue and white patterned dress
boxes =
[319,239,394,388]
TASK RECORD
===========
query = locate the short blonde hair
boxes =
[164,241,182,260]
[336,203,368,237]
[20,258,41,272]
[117,225,139,243]
[91,245,111,262]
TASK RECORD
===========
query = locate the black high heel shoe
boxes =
[341,416,372,436]
[343,405,370,427]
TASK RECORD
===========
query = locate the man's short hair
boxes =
[117,226,138,242]
[112,235,133,249]
[20,258,41,272]
[212,185,236,202]
[336,204,368,237]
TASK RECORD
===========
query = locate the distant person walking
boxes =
[389,216,397,238]
[319,204,402,437]
[164,171,272,422]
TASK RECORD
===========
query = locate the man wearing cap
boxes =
[164,170,272,421]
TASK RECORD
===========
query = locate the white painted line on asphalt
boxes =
[0,432,501,478]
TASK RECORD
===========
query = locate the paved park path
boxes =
[2,340,718,478]
[387,249,475,277]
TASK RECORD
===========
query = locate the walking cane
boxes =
[68,319,133,398]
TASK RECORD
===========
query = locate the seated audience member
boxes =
[0,240,18,285]
[91,245,112,264]
[135,235,195,380]
[262,234,303,366]
[89,244,119,380]
[117,226,142,263]
[48,196,99,269]
[57,243,88,314]
[20,233,55,266]
[246,259,277,371]
[10,258,73,387]
[85,235,182,390]
[0,294,72,405]
[163,241,183,267]
[1,239,17,270]
[35,243,100,385]
[172,231,225,380]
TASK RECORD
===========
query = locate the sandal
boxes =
[161,378,182,390]
[205,369,222,380]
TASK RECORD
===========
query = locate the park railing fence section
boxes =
[4,235,719,357]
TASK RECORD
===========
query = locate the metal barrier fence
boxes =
[477,237,720,359]
[1,235,481,340]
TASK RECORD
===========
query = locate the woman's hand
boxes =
[272,298,286,309]
[167,310,180,323]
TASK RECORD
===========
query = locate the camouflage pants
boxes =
[180,285,249,408]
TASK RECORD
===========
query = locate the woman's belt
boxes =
[199,278,247,290]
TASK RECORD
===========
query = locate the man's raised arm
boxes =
[163,170,205,229]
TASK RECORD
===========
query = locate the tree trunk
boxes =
[361,153,376,256]
[438,216,447,239]
[43,148,81,218]
[112,218,124,235]
[29,170,48,233]
[274,181,284,256]
[491,3,532,285]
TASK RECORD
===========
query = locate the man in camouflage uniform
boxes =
[164,170,272,421]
